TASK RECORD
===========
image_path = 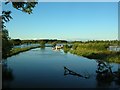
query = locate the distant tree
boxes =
[11,39,22,45]
[52,41,57,47]
[40,40,46,45]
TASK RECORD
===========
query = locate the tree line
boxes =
[11,39,67,45]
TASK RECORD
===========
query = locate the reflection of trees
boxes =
[40,41,46,50]
[96,60,120,86]
[64,66,90,79]
[2,60,14,88]
[40,41,46,49]
[41,45,45,50]
[63,44,71,53]
[64,61,120,87]
[114,69,120,85]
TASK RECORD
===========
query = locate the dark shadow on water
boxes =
[96,60,120,87]
[64,66,90,79]
[2,60,14,88]
[2,50,120,88]
[64,60,120,88]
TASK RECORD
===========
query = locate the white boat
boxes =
[52,45,62,50]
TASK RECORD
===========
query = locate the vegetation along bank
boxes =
[63,41,120,63]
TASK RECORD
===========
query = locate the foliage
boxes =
[63,44,72,53]
[2,29,13,59]
[52,42,57,47]
[11,39,22,45]
[2,11,13,28]
[1,2,38,59]
[63,41,120,63]
[2,2,38,28]
[5,1,38,14]
[20,39,67,44]
[7,45,40,58]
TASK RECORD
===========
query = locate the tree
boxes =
[2,1,38,28]
[1,1,38,58]
[2,28,13,58]
[11,39,22,45]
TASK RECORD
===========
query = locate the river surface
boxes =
[3,47,120,88]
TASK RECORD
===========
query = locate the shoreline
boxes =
[4,46,41,59]
[63,43,120,64]
[70,50,120,63]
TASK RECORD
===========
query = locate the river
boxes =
[2,47,120,88]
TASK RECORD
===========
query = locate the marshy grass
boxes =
[63,42,120,63]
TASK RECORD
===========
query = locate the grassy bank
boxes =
[6,46,40,58]
[63,42,120,63]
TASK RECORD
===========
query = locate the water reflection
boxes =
[41,45,45,50]
[96,60,113,82]
[96,60,120,87]
[2,60,14,88]
[64,66,90,79]
[2,47,120,88]
[114,70,120,85]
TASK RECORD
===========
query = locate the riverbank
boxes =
[70,49,120,63]
[63,43,120,63]
[6,46,40,58]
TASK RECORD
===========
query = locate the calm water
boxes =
[13,43,56,49]
[3,47,120,88]
[13,44,40,49]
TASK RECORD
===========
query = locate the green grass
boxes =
[7,46,40,57]
[63,43,120,63]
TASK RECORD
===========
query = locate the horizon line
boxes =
[11,38,119,41]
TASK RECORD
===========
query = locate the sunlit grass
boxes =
[63,43,120,63]
[7,46,40,57]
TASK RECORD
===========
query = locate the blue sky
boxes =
[2,2,118,41]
